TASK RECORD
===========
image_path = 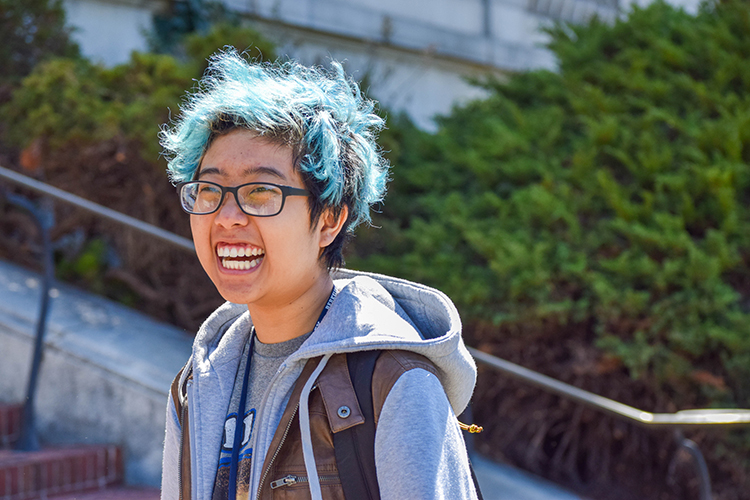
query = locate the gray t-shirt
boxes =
[211,331,311,500]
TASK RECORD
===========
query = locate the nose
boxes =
[214,192,249,228]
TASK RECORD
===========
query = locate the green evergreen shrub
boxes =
[0,0,79,87]
[350,0,750,408]
[2,22,275,161]
[0,12,277,328]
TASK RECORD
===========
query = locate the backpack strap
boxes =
[332,349,484,500]
[333,349,382,500]
[370,351,441,426]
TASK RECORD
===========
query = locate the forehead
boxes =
[197,129,297,182]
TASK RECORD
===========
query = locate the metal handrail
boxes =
[468,347,750,427]
[5,165,749,432]
[0,166,193,252]
[468,347,750,500]
[3,166,749,498]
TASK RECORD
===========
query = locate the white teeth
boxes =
[217,245,264,258]
[220,255,264,270]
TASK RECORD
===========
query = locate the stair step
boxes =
[0,404,22,449]
[0,445,122,500]
[49,486,160,500]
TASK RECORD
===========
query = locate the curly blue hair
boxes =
[160,49,389,269]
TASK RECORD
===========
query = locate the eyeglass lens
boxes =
[180,182,284,216]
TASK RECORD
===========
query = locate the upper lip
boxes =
[215,239,261,247]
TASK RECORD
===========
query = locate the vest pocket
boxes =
[270,474,340,489]
[268,470,344,499]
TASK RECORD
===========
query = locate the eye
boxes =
[198,183,221,195]
[242,184,281,201]
[196,183,222,201]
[249,185,275,194]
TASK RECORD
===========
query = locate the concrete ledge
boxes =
[0,259,193,487]
[243,0,560,71]
[472,454,583,500]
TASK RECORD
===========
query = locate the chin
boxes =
[208,278,254,305]
[216,289,254,306]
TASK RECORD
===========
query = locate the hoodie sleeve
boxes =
[161,392,181,500]
[374,368,479,500]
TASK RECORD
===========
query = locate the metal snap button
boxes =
[337,405,351,419]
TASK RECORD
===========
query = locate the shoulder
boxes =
[313,350,444,428]
[372,350,441,425]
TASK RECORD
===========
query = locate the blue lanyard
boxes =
[227,287,337,500]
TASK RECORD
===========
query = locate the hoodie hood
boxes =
[188,268,476,415]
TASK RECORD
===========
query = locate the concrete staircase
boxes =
[0,403,159,500]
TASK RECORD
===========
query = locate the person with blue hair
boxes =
[160,49,480,500]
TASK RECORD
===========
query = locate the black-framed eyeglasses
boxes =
[177,180,309,217]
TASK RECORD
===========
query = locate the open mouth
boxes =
[217,244,265,271]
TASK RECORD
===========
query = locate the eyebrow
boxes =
[197,165,287,181]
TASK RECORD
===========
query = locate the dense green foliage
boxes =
[0,0,79,87]
[2,22,275,161]
[151,0,239,53]
[0,5,276,318]
[150,0,277,69]
[351,0,750,406]
[4,0,748,414]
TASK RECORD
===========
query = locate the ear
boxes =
[317,205,349,249]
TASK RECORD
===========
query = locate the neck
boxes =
[249,273,334,344]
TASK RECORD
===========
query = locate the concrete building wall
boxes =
[63,0,165,65]
[251,21,497,129]
[239,0,603,70]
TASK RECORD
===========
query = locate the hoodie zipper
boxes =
[270,474,339,489]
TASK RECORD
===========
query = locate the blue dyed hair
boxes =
[160,49,389,269]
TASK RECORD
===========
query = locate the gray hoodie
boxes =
[161,269,478,500]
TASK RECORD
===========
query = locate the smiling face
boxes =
[190,129,344,313]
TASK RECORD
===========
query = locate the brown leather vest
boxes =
[170,350,439,500]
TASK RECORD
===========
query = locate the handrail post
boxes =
[670,430,713,500]
[5,192,56,451]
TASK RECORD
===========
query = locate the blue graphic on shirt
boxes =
[217,409,256,468]
[212,408,256,499]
